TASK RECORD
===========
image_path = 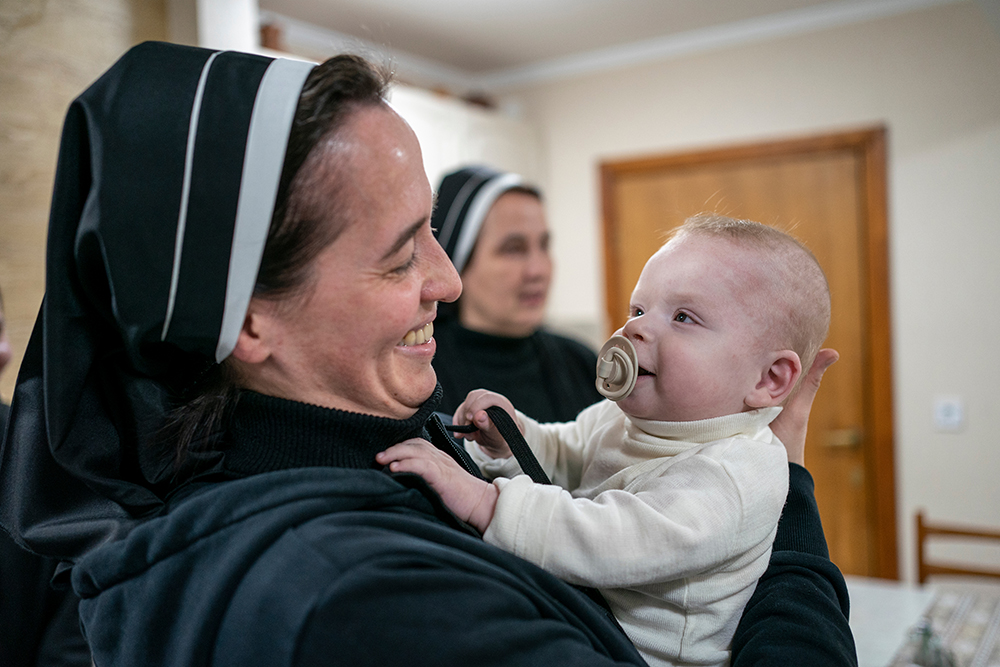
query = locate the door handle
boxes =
[825,428,862,448]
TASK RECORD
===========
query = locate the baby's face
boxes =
[613,234,774,422]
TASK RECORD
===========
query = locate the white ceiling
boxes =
[258,0,970,92]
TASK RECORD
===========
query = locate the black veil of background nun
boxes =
[431,165,527,321]
[0,42,315,563]
[432,165,527,275]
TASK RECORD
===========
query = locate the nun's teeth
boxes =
[400,322,434,347]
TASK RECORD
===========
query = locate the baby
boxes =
[379,213,831,667]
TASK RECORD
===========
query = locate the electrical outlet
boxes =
[932,395,964,432]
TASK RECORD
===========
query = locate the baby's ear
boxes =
[745,351,802,409]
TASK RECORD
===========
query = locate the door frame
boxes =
[599,127,898,578]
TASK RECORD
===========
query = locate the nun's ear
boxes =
[230,307,271,364]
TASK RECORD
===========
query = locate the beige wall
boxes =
[390,83,543,195]
[0,0,166,402]
[502,1,1000,581]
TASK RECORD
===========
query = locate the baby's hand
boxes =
[377,438,498,534]
[453,389,521,459]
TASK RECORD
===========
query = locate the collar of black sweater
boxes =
[222,385,443,475]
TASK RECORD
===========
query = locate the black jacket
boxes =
[0,403,90,667]
[72,391,646,666]
[75,468,647,666]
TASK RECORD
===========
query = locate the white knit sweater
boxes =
[471,400,788,667]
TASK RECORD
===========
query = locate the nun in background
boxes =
[431,166,603,422]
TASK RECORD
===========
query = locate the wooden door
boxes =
[600,128,897,578]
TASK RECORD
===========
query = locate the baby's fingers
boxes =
[472,409,495,429]
[377,438,436,467]
[377,438,459,483]
[382,451,437,477]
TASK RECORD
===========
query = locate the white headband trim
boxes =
[436,170,489,252]
[215,57,316,362]
[161,51,222,341]
[452,172,523,273]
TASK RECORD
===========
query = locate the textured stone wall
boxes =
[0,0,165,400]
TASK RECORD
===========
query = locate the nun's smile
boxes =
[400,322,434,347]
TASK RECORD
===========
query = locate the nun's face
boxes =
[458,191,552,337]
[244,105,462,418]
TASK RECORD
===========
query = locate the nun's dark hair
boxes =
[162,54,392,468]
[258,54,392,300]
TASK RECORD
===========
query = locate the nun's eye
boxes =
[393,254,416,274]
[498,238,529,255]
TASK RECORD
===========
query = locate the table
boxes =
[846,576,1000,667]
[846,576,937,667]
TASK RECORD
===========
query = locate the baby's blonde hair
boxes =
[668,213,831,380]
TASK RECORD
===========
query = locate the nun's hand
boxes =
[771,348,838,466]
[378,438,499,533]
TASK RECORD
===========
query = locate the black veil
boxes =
[0,42,314,562]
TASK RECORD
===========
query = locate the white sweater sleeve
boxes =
[483,437,787,589]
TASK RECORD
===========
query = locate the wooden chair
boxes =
[916,510,1000,584]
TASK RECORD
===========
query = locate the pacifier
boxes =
[595,335,638,401]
